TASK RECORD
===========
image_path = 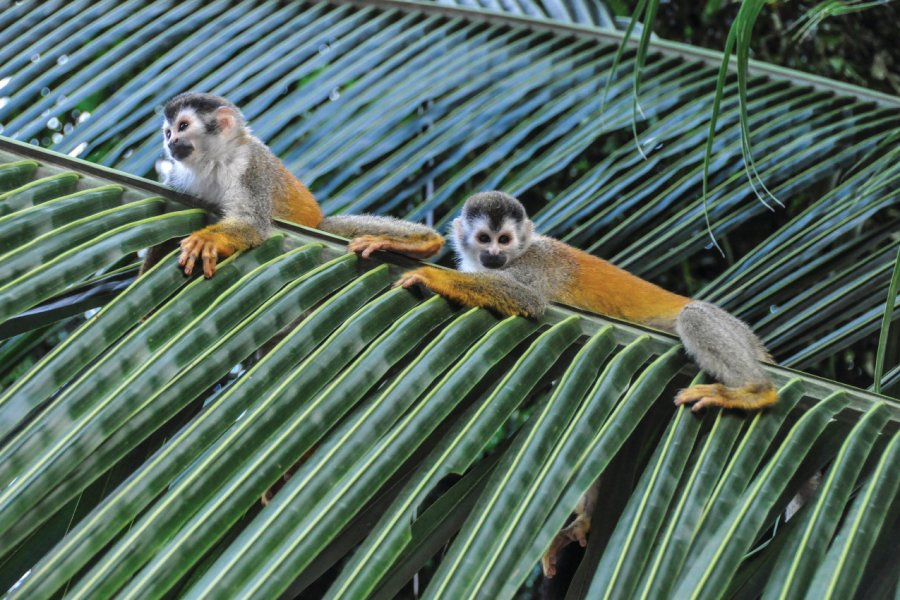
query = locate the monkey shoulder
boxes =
[508,235,576,293]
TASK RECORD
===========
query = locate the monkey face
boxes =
[162,111,200,162]
[454,215,530,271]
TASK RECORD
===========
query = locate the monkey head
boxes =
[452,191,533,271]
[161,92,245,166]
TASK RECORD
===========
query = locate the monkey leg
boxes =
[674,301,777,411]
[395,266,546,318]
[675,382,778,412]
[319,214,445,260]
[140,238,179,276]
[542,480,599,578]
[348,233,444,260]
[179,219,263,278]
[260,463,299,506]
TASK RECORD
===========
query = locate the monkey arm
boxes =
[179,218,265,278]
[396,266,546,317]
[319,214,445,260]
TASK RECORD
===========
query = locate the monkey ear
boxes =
[521,219,534,242]
[215,106,238,135]
[452,218,463,237]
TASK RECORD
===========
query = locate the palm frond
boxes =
[0,137,897,599]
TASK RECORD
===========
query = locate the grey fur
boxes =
[452,192,774,390]
[318,214,438,239]
[164,92,241,124]
[462,191,526,229]
[676,300,772,387]
[162,93,282,240]
[498,235,575,311]
[453,205,575,318]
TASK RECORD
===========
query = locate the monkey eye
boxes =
[477,234,490,244]
[178,121,188,132]
[165,130,171,139]
[498,235,510,244]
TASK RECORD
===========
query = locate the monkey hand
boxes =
[348,234,443,260]
[178,230,238,278]
[541,513,591,578]
[394,267,436,291]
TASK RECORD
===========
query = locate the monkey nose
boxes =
[480,253,507,269]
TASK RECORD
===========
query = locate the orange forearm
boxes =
[399,267,541,317]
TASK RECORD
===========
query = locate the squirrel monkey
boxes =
[398,191,777,411]
[158,92,443,277]
[396,191,777,575]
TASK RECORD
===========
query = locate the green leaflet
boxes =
[0,245,188,440]
[0,160,38,193]
[0,197,162,286]
[671,392,847,599]
[0,209,205,324]
[424,328,618,599]
[0,246,358,554]
[802,430,900,600]
[188,315,536,599]
[0,172,79,216]
[327,316,583,599]
[110,295,455,600]
[482,337,657,598]
[589,403,702,600]
[0,185,125,253]
[368,450,505,600]
[0,238,300,537]
[10,263,392,600]
[499,345,685,599]
[762,402,890,599]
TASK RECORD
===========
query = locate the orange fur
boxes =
[273,163,323,227]
[178,220,263,278]
[396,267,533,317]
[559,248,689,330]
[675,383,778,411]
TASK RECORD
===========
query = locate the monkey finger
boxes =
[394,273,425,289]
[350,239,387,260]
[182,250,199,277]
[179,236,205,273]
[202,242,218,278]
[573,527,589,547]
[541,555,557,579]
[347,236,376,254]
[178,239,193,267]
[542,536,569,578]
[360,244,383,260]
[691,397,718,412]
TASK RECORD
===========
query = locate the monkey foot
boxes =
[348,235,443,260]
[542,514,591,578]
[675,383,778,412]
[260,448,316,506]
[260,466,297,506]
[178,231,236,278]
